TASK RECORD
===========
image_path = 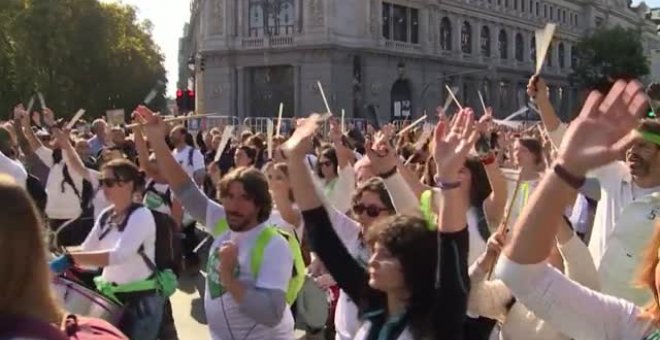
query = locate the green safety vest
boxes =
[94,276,158,305]
[213,219,306,305]
[420,190,437,230]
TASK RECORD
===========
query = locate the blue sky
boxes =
[105,0,659,97]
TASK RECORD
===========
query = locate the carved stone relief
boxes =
[309,0,324,26]
[209,0,224,36]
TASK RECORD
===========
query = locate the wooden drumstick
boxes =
[126,113,215,129]
[486,171,523,279]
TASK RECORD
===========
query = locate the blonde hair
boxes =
[0,175,63,323]
[636,221,660,325]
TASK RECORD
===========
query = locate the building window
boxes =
[505,0,509,8]
[515,33,524,61]
[514,0,518,10]
[461,21,472,53]
[549,6,553,20]
[535,2,539,16]
[521,0,525,12]
[499,29,508,59]
[440,17,452,50]
[562,10,566,23]
[248,0,295,37]
[530,36,536,62]
[481,25,491,57]
[558,42,565,69]
[570,45,577,68]
[543,4,547,17]
[546,42,553,66]
[382,3,419,43]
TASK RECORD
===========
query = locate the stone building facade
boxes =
[178,0,659,122]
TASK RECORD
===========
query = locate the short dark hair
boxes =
[237,145,258,165]
[218,167,272,223]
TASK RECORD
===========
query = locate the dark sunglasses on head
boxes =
[99,178,124,188]
[353,204,388,218]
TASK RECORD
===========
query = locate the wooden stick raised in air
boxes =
[445,85,464,111]
[66,109,86,130]
[126,113,215,129]
[317,81,332,116]
[275,103,284,137]
[478,91,488,115]
[535,23,557,75]
[487,172,524,279]
[397,115,427,136]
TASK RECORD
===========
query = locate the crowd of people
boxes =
[0,74,659,340]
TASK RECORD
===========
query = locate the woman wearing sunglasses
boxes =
[49,158,165,340]
[283,112,473,339]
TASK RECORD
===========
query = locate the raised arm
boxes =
[52,128,94,182]
[283,114,371,303]
[477,111,508,227]
[133,126,154,176]
[434,108,479,233]
[495,80,649,340]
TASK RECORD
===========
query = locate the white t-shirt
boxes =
[35,147,84,220]
[0,151,27,188]
[81,206,157,284]
[202,202,295,340]
[172,145,205,178]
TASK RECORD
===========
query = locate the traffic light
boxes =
[176,89,185,112]
[187,89,195,112]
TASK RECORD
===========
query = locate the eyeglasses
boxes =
[99,178,124,188]
[353,204,388,218]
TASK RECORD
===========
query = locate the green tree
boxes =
[0,0,167,120]
[570,26,649,90]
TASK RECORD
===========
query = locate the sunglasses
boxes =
[353,204,388,218]
[319,160,334,167]
[99,178,124,188]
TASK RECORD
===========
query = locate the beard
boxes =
[226,211,253,231]
[628,155,650,177]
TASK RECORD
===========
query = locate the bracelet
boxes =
[434,176,461,190]
[553,163,585,190]
[480,153,496,165]
[378,166,398,179]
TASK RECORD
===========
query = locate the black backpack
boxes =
[99,204,182,276]
[144,180,172,208]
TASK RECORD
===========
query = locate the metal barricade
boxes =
[201,115,240,132]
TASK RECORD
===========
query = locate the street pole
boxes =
[419,67,492,113]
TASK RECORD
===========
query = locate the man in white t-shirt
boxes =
[547,112,660,306]
[139,109,295,340]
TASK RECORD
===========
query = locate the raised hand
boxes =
[365,128,397,175]
[527,75,549,101]
[557,80,648,176]
[13,104,29,127]
[281,113,321,159]
[433,108,480,181]
[133,105,168,141]
[43,108,56,127]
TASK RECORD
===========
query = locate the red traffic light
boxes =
[176,89,183,98]
[187,90,195,97]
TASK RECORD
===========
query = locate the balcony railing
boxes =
[383,40,422,52]
[240,35,295,49]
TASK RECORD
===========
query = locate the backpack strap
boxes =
[473,206,492,243]
[187,147,194,167]
[137,209,158,274]
[250,226,306,304]
[144,180,173,207]
[99,203,142,240]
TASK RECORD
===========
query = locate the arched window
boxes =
[530,36,536,62]
[558,43,565,69]
[570,45,577,68]
[440,17,452,50]
[515,33,524,61]
[498,29,508,59]
[461,21,472,53]
[481,26,491,57]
